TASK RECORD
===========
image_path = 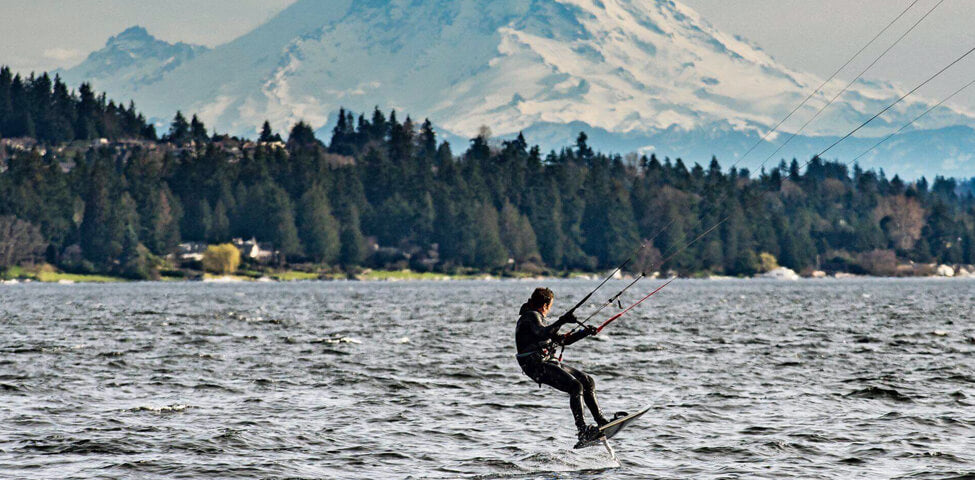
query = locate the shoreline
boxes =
[2,268,973,285]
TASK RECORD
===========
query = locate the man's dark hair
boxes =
[527,287,555,310]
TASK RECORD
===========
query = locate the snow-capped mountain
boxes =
[59,26,207,93]
[59,0,975,178]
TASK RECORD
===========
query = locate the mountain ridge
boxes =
[58,25,208,93]
[58,0,975,178]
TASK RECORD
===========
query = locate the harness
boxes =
[514,343,558,361]
[516,334,571,387]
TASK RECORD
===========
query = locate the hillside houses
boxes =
[177,238,274,263]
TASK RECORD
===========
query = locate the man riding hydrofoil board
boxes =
[515,287,626,444]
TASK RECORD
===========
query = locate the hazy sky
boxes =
[0,0,295,72]
[1,0,972,107]
[682,0,975,107]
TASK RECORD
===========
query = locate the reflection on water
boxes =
[0,279,973,479]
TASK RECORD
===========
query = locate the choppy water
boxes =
[1,279,973,479]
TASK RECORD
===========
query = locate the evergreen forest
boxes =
[2,66,975,279]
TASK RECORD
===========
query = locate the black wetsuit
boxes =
[515,303,607,432]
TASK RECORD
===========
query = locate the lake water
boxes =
[1,279,973,479]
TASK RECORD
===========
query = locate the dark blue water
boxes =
[1,279,973,479]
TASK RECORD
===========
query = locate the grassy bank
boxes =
[2,266,127,283]
[6,264,971,285]
[36,271,126,283]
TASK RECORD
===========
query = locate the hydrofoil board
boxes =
[573,405,651,449]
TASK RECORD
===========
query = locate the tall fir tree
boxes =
[338,204,365,267]
[297,184,341,263]
[80,154,125,266]
[168,111,190,144]
[473,202,507,269]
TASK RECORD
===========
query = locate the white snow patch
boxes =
[60,0,975,144]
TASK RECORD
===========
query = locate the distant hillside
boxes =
[2,73,975,280]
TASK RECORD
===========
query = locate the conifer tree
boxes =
[50,76,76,142]
[176,197,208,242]
[259,120,282,143]
[146,186,182,254]
[287,121,319,150]
[80,155,124,266]
[118,222,150,279]
[576,131,593,160]
[74,83,98,139]
[369,107,388,141]
[210,199,230,243]
[413,192,436,247]
[338,204,365,267]
[529,181,565,268]
[418,119,437,160]
[190,115,208,144]
[473,202,506,269]
[328,108,356,155]
[28,73,54,141]
[263,184,300,261]
[199,200,213,241]
[500,200,539,264]
[168,111,190,144]
[0,67,12,136]
[298,184,340,263]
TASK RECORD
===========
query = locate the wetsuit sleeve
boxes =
[560,327,590,346]
[546,312,580,338]
[561,325,597,346]
[527,313,568,341]
[545,311,578,335]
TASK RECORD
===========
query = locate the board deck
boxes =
[573,405,651,449]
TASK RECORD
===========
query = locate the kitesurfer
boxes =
[515,287,624,443]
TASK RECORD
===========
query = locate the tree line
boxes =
[0,66,157,142]
[2,70,975,278]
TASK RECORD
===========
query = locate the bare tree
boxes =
[874,196,926,251]
[856,249,898,277]
[0,216,46,268]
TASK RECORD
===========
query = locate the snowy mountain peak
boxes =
[61,25,207,93]
[58,0,975,178]
[112,25,154,43]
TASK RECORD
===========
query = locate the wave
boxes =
[904,451,966,462]
[691,445,754,456]
[846,386,914,402]
[3,346,43,354]
[740,425,778,435]
[18,437,141,455]
[514,449,620,474]
[131,403,189,413]
[761,440,823,456]
[312,336,362,344]
[97,350,128,357]
[192,382,240,392]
